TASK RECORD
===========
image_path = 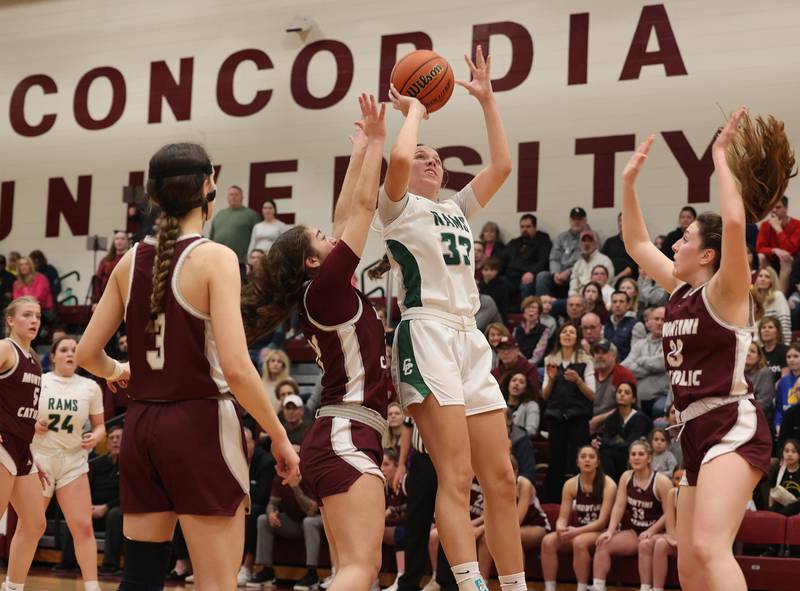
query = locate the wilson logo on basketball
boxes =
[405,64,444,98]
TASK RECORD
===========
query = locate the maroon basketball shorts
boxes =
[0,431,36,477]
[300,416,384,503]
[680,397,771,486]
[120,398,249,516]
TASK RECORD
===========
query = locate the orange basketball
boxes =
[390,50,454,114]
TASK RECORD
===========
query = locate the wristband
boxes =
[108,360,124,381]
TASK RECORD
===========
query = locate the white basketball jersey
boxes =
[380,186,481,317]
[33,372,104,453]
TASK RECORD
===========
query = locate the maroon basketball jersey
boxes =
[663,283,752,411]
[126,235,228,401]
[519,476,550,529]
[0,339,41,442]
[300,242,389,417]
[623,471,663,534]
[574,476,603,526]
[469,477,485,520]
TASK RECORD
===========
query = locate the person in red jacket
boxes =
[756,196,800,267]
[491,336,542,399]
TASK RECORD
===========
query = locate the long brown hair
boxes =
[576,444,607,505]
[103,231,129,264]
[4,296,42,368]
[242,226,315,343]
[14,256,35,287]
[144,143,213,333]
[726,113,796,224]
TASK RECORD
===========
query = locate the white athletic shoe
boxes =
[319,573,335,590]
[421,578,441,591]
[237,566,252,586]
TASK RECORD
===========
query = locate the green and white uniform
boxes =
[379,185,505,416]
[32,372,104,497]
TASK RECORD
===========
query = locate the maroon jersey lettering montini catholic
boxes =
[574,477,603,526]
[519,476,550,529]
[622,471,662,534]
[663,283,752,411]
[0,339,41,442]
[300,242,388,417]
[125,235,228,401]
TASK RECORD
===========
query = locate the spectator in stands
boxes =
[564,294,586,325]
[594,382,652,481]
[779,404,800,453]
[473,241,485,280]
[654,235,666,251]
[478,257,509,319]
[759,316,790,382]
[261,349,291,411]
[603,290,641,361]
[92,231,130,305]
[753,267,791,343]
[637,267,668,309]
[92,424,123,575]
[491,336,542,397]
[745,342,777,425]
[478,221,506,263]
[500,371,541,437]
[536,207,597,297]
[279,393,311,445]
[621,306,669,418]
[382,401,405,451]
[601,213,638,284]
[248,199,289,255]
[662,404,684,467]
[12,256,53,311]
[506,409,536,482]
[540,445,617,591]
[250,445,317,587]
[239,428,276,585]
[616,277,641,319]
[775,342,800,431]
[764,439,800,556]
[247,248,265,276]
[588,340,636,432]
[475,294,503,333]
[513,296,550,366]
[591,440,671,591]
[209,185,261,269]
[569,231,614,297]
[579,312,604,354]
[382,448,408,591]
[650,428,678,476]
[0,255,15,311]
[484,322,510,368]
[504,214,552,298]
[539,295,557,333]
[29,249,60,301]
[7,250,20,275]
[660,206,697,260]
[581,283,608,325]
[757,195,800,268]
[590,264,615,306]
[542,322,595,502]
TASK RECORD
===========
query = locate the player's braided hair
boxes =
[242,226,315,343]
[367,254,391,280]
[145,143,213,333]
[726,113,796,223]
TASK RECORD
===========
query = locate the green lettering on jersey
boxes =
[440,233,472,266]
[431,211,445,227]
[47,414,74,433]
[386,240,422,309]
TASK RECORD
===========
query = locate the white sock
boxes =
[544,581,557,591]
[451,562,486,590]
[577,583,589,591]
[499,572,527,591]
[592,579,606,591]
[640,585,652,591]
[84,582,101,591]
[4,580,23,591]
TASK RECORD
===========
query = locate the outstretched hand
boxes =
[455,44,493,103]
[622,134,655,185]
[355,93,386,140]
[713,105,747,153]
[388,84,428,120]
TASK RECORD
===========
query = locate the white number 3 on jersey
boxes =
[146,313,166,370]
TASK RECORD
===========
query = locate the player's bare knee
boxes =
[72,519,95,541]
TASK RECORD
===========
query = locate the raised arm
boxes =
[383,87,427,201]
[621,136,678,293]
[456,45,512,206]
[340,94,387,257]
[332,120,370,239]
[707,107,752,321]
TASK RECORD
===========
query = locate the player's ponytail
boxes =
[726,113,796,223]
[242,226,315,343]
[144,143,214,333]
[367,254,392,280]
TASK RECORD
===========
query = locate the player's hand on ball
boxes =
[388,84,428,120]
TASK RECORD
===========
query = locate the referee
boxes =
[393,417,457,591]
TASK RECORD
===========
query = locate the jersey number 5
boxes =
[146,313,166,370]
[441,232,472,266]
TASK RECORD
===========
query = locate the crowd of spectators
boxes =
[6,190,800,589]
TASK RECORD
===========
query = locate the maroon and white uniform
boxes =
[664,283,771,485]
[519,476,550,530]
[621,471,663,535]
[469,477,485,521]
[0,339,41,476]
[121,235,249,515]
[574,476,603,526]
[299,242,390,502]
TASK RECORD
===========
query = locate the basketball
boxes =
[390,49,455,114]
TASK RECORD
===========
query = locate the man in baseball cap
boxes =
[490,336,542,397]
[281,394,310,444]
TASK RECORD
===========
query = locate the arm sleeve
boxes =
[756,222,774,256]
[451,184,481,220]
[304,242,360,327]
[524,401,540,437]
[378,186,409,225]
[583,360,596,392]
